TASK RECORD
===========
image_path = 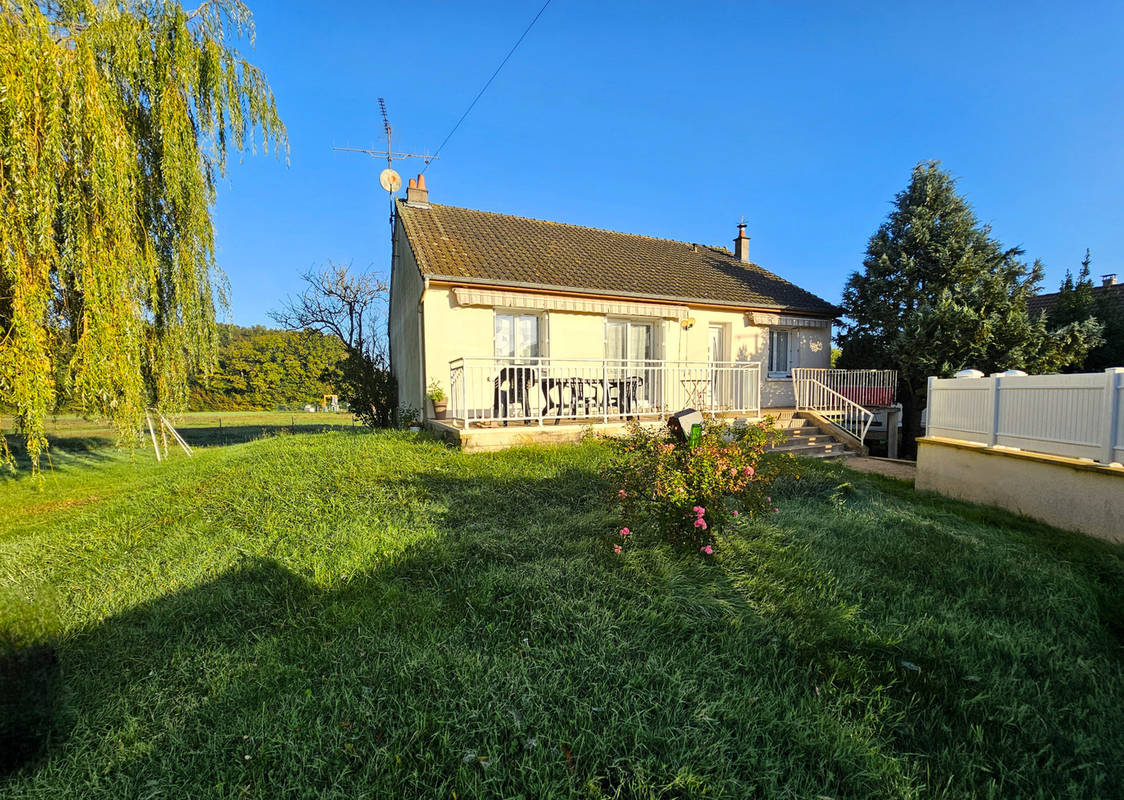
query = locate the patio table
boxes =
[680,377,710,409]
[541,376,602,420]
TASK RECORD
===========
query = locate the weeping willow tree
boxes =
[0,0,285,469]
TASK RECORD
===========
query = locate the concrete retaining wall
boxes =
[916,436,1124,543]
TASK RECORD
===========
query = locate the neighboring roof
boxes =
[1028,282,1124,317]
[396,200,839,316]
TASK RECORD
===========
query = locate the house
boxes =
[1028,273,1122,318]
[389,176,856,445]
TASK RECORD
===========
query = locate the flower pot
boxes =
[408,423,421,433]
[433,400,448,420]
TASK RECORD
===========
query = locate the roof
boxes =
[396,200,839,316]
[1028,282,1124,317]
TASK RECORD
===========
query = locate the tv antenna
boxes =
[333,98,437,226]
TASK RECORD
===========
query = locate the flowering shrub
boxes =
[605,417,789,552]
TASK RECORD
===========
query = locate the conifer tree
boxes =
[837,161,1098,456]
[1048,250,1124,371]
[0,0,286,469]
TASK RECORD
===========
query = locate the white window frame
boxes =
[768,327,797,379]
[604,317,660,362]
[494,310,545,360]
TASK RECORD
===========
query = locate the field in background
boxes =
[2,411,357,469]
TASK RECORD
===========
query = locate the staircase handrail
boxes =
[793,371,875,446]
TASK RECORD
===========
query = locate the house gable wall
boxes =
[389,218,426,415]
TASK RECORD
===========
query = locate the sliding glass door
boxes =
[605,320,655,411]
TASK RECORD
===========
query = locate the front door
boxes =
[708,325,726,408]
[709,325,724,363]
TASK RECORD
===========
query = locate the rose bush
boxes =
[605,417,791,552]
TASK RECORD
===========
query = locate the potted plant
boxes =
[427,379,448,420]
[398,403,421,432]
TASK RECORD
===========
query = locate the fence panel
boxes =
[926,369,1124,465]
[994,373,1106,459]
[926,378,994,441]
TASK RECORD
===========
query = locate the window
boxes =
[494,313,540,359]
[768,328,794,377]
[605,319,654,361]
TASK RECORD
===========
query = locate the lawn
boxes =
[1,433,1122,798]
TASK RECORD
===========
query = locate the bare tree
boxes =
[270,262,389,360]
[270,263,395,426]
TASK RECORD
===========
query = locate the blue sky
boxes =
[213,1,1124,326]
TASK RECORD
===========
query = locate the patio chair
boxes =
[606,375,644,417]
[493,366,537,425]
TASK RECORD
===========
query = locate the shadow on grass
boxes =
[2,425,366,480]
[0,463,617,792]
[2,435,116,479]
[175,423,361,448]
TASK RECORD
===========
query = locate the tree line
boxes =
[189,325,346,411]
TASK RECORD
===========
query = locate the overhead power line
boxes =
[421,0,554,175]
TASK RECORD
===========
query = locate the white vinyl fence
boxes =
[926,368,1124,465]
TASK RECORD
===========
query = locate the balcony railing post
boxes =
[602,360,609,424]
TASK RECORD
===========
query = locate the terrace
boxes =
[440,358,897,451]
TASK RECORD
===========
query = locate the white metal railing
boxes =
[792,368,897,407]
[794,372,876,445]
[926,368,1124,465]
[448,357,761,428]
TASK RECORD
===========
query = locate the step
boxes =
[769,440,853,457]
[801,449,857,460]
[781,433,837,446]
[772,418,814,430]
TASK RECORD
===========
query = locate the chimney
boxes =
[1102,273,1118,287]
[733,222,750,263]
[405,173,429,207]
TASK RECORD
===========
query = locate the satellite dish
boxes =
[379,168,402,193]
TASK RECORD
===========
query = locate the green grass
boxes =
[1,433,1122,798]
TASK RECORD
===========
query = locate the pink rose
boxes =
[613,544,622,554]
[619,527,630,537]
[700,545,713,555]
[732,510,739,516]
[743,466,754,477]
[618,489,627,499]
